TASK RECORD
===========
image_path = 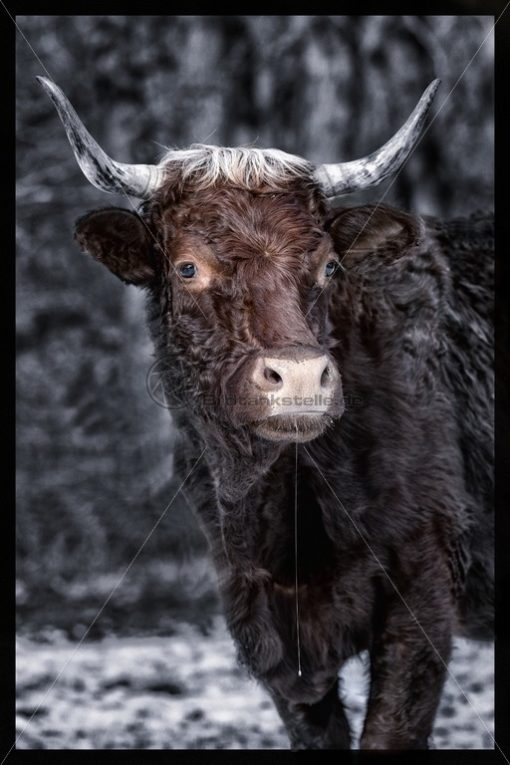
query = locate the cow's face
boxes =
[159,185,345,442]
[75,183,345,443]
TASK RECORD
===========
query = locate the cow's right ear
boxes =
[326,204,423,272]
[74,208,157,286]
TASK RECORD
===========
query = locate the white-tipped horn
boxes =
[314,79,440,198]
[37,76,164,199]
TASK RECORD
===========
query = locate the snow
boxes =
[16,618,493,750]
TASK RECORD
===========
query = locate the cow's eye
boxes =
[178,263,196,278]
[324,260,338,277]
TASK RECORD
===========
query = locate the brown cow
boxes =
[39,76,493,749]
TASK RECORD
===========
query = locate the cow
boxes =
[38,76,493,750]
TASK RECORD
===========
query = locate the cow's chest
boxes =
[256,560,375,703]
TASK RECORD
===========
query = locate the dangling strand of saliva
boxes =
[294,432,302,677]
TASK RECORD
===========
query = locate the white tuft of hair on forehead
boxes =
[158,144,314,190]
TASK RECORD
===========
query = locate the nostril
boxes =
[264,366,283,386]
[321,364,332,388]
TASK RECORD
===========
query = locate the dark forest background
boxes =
[16,16,494,636]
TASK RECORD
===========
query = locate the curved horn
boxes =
[314,79,440,198]
[36,76,164,199]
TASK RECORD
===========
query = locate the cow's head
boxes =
[38,77,438,444]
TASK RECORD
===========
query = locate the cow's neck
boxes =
[191,423,338,582]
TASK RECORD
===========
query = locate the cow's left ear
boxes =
[326,204,424,270]
[74,208,157,286]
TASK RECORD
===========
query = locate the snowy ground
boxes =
[15,617,494,750]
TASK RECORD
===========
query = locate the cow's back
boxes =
[431,212,494,638]
[432,212,493,512]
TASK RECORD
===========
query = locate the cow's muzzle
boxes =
[230,346,344,442]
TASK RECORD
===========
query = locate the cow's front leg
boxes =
[269,680,351,750]
[218,566,284,676]
[211,492,286,677]
[360,583,453,750]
